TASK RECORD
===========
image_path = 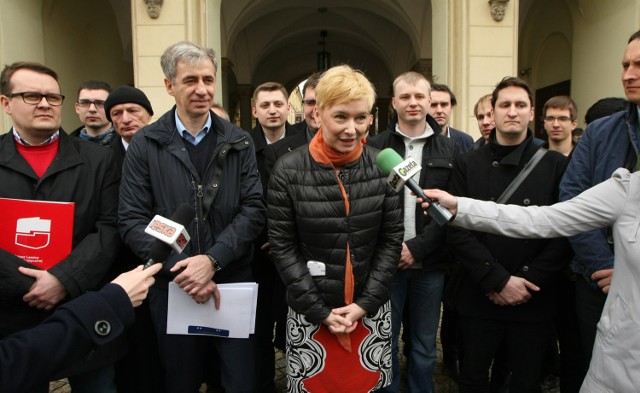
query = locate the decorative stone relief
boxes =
[144,0,163,19]
[489,0,509,22]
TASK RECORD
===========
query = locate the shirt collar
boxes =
[176,111,212,146]
[264,128,287,145]
[12,128,60,146]
[395,122,434,140]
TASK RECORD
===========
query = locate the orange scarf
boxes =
[308,129,363,352]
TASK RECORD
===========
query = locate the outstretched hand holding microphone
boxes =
[376,148,455,226]
[417,188,459,216]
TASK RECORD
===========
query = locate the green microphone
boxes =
[376,148,454,226]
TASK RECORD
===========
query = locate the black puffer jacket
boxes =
[267,145,404,324]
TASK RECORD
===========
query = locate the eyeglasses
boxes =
[7,91,65,106]
[544,116,572,123]
[302,99,316,106]
[77,99,106,108]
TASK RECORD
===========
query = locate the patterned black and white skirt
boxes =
[284,301,392,393]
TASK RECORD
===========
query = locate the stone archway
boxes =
[218,0,432,131]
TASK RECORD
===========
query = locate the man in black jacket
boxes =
[370,71,459,393]
[447,77,571,392]
[0,61,121,392]
[250,82,298,186]
[248,81,298,392]
[430,83,474,153]
[104,85,154,170]
[263,73,322,181]
[102,85,163,393]
[119,41,265,393]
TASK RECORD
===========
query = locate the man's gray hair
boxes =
[160,41,218,82]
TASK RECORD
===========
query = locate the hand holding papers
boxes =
[167,282,258,338]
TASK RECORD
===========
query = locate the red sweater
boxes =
[16,139,59,178]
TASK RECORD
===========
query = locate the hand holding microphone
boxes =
[112,264,162,307]
[420,189,459,216]
[376,148,454,226]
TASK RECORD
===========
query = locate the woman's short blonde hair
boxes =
[314,65,376,111]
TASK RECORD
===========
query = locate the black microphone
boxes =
[376,148,454,226]
[143,204,196,269]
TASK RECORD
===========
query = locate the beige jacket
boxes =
[454,168,640,393]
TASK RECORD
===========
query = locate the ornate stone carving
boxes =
[144,0,163,19]
[489,0,509,22]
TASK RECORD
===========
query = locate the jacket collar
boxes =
[625,102,640,142]
[625,101,638,124]
[250,122,295,153]
[143,106,246,147]
[0,129,82,180]
[487,128,536,166]
[386,114,442,137]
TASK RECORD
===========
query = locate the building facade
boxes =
[0,0,636,137]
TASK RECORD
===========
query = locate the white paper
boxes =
[167,281,258,338]
[213,282,259,333]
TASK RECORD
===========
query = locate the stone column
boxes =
[132,0,210,118]
[237,84,254,131]
[376,97,392,135]
[432,0,519,138]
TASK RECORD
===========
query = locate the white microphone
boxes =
[145,215,191,254]
[143,204,195,269]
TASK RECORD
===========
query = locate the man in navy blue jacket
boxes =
[430,83,474,152]
[559,29,640,376]
[119,41,265,393]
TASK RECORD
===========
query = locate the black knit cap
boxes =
[104,85,154,122]
[584,97,627,124]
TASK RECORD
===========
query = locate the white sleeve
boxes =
[454,169,632,238]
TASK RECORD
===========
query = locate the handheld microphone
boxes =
[376,148,454,226]
[143,204,196,269]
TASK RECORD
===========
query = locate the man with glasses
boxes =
[71,80,114,147]
[542,96,577,157]
[292,72,321,137]
[539,95,585,393]
[0,61,121,392]
[263,73,321,180]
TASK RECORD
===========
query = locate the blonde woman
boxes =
[267,65,403,392]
